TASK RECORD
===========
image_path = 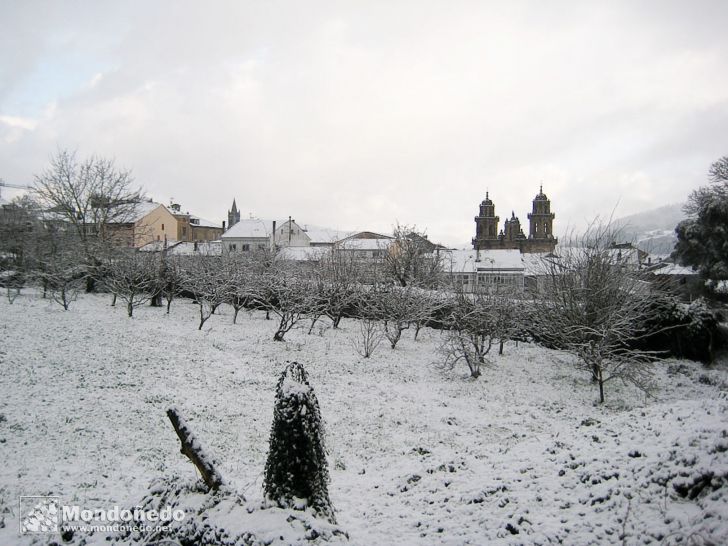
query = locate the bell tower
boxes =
[527,185,557,252]
[227,198,240,229]
[472,192,500,250]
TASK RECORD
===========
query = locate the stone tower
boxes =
[227,199,240,229]
[527,186,557,252]
[472,192,499,250]
[502,211,527,242]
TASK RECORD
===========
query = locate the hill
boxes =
[614,203,686,254]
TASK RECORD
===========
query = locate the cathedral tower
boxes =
[472,192,499,250]
[527,186,557,252]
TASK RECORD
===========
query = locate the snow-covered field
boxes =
[1,291,727,545]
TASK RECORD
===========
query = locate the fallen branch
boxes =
[167,407,225,491]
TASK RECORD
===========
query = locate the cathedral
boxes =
[472,186,557,253]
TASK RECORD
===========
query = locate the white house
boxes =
[222,217,355,253]
[221,218,275,253]
[444,249,529,292]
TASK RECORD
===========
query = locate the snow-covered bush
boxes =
[109,476,347,545]
[264,362,335,523]
[636,296,719,363]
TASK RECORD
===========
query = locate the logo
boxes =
[18,495,186,536]
[20,496,60,534]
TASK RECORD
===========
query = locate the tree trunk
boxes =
[167,408,225,491]
[111,293,117,306]
[166,298,172,314]
[127,301,134,317]
[499,340,504,355]
[150,291,162,307]
[233,306,240,324]
[598,367,605,403]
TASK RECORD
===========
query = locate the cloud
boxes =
[0,1,727,246]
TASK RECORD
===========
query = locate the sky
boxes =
[1,0,727,247]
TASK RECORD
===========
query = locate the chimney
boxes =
[222,220,226,231]
[272,220,277,246]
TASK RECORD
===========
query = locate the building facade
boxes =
[472,187,557,253]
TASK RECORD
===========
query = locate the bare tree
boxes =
[37,250,85,310]
[409,288,447,341]
[375,286,422,349]
[103,250,159,317]
[160,254,183,314]
[32,150,144,291]
[180,256,234,330]
[263,273,323,342]
[352,318,385,358]
[384,223,444,287]
[440,291,503,378]
[531,222,669,403]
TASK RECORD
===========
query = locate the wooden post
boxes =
[167,407,225,491]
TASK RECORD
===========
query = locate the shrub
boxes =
[263,362,334,522]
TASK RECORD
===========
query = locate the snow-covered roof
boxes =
[222,219,274,239]
[336,238,393,251]
[128,201,165,223]
[170,241,222,256]
[137,240,222,255]
[190,215,222,229]
[444,249,526,273]
[303,225,354,244]
[651,263,697,276]
[275,246,330,262]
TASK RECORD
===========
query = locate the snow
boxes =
[190,215,222,229]
[126,200,164,223]
[336,238,392,251]
[222,218,274,239]
[1,291,727,544]
[444,249,526,273]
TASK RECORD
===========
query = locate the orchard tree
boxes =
[532,222,670,403]
[180,256,234,330]
[673,156,728,286]
[103,250,159,317]
[440,290,504,379]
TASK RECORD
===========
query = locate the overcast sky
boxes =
[1,1,727,246]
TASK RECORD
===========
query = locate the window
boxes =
[161,223,165,231]
[242,244,250,251]
[229,244,237,251]
[257,244,266,250]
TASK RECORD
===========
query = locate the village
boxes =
[2,182,694,301]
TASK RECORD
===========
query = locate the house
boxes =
[168,203,223,242]
[222,215,356,253]
[107,201,179,248]
[646,261,702,300]
[334,232,393,261]
[444,249,528,293]
[221,218,276,253]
